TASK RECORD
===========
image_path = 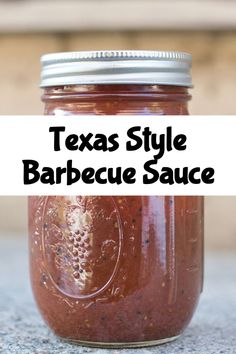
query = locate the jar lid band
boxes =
[40,50,192,88]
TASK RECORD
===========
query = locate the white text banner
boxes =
[0,115,234,195]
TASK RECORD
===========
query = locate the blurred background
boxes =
[0,0,235,251]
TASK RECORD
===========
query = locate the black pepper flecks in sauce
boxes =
[29,84,203,344]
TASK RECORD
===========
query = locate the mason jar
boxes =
[29,51,203,348]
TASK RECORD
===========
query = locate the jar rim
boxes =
[40,50,192,88]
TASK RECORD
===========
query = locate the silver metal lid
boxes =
[40,50,192,88]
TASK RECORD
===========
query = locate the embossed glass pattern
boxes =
[29,67,203,348]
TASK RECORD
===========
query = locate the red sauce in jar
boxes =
[29,52,203,348]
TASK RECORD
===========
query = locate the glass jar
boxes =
[29,51,203,348]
